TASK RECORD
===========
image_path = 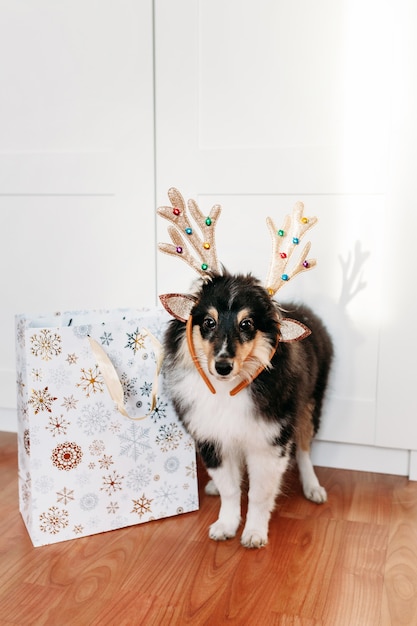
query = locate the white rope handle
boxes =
[87,328,164,421]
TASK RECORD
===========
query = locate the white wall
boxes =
[3,1,417,479]
[0,1,155,431]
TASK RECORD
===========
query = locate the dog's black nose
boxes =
[215,360,234,377]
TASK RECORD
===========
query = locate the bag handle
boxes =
[87,328,164,421]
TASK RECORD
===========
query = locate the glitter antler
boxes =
[265,202,318,297]
[157,187,222,277]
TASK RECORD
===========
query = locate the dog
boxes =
[161,271,333,548]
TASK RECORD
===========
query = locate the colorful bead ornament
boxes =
[301,217,309,224]
[205,217,212,226]
[173,207,181,216]
[201,263,208,271]
[280,252,287,259]
[203,242,210,250]
[303,260,309,268]
[176,246,183,254]
[292,237,299,244]
[267,288,274,295]
[278,229,285,237]
[185,227,193,235]
[281,274,289,281]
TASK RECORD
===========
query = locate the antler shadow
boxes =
[338,240,370,308]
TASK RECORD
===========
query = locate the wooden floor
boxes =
[1,432,417,625]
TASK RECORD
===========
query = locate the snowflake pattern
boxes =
[51,441,83,471]
[107,502,119,514]
[61,395,78,412]
[39,506,69,535]
[120,372,138,402]
[118,423,151,462]
[155,422,183,452]
[126,465,152,490]
[125,328,146,354]
[98,455,114,470]
[77,402,111,436]
[101,471,124,495]
[16,308,198,546]
[30,329,62,361]
[131,494,153,518]
[56,487,74,505]
[29,387,57,414]
[46,415,70,437]
[77,366,105,397]
[154,482,178,507]
[149,398,168,422]
[100,332,113,346]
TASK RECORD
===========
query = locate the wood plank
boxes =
[1,431,416,625]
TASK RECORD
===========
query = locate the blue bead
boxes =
[185,227,192,235]
[281,274,289,281]
[292,237,299,244]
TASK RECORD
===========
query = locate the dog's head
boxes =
[160,273,310,394]
[190,273,279,381]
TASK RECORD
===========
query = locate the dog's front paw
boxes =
[209,518,240,541]
[304,484,327,504]
[240,528,268,549]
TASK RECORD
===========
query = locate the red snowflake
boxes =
[51,441,83,471]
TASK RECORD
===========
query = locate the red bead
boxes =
[280,252,287,259]
[173,208,180,216]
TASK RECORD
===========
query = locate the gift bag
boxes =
[15,307,199,547]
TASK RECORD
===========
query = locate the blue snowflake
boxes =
[164,457,180,473]
[77,402,111,436]
[154,482,178,507]
[140,381,152,397]
[118,423,151,462]
[125,328,145,354]
[149,398,168,422]
[100,332,113,346]
[126,465,152,490]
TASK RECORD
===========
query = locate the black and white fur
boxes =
[162,273,333,548]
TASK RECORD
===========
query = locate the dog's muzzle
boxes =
[214,359,234,377]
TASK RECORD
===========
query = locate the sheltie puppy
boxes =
[162,272,333,548]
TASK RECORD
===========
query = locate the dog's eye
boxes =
[203,317,217,330]
[239,318,254,332]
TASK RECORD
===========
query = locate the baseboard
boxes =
[312,439,412,478]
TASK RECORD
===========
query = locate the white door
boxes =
[0,1,155,423]
[155,0,417,460]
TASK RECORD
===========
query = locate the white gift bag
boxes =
[15,307,199,547]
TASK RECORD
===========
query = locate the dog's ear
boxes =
[280,318,311,342]
[159,293,197,323]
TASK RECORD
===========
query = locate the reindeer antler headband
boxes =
[157,188,318,394]
[157,187,317,298]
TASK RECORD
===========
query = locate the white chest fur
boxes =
[167,367,280,452]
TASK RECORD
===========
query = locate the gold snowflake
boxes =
[131,494,153,518]
[125,328,146,354]
[29,387,57,414]
[98,455,114,470]
[56,487,74,505]
[77,365,104,397]
[30,329,62,361]
[39,506,68,534]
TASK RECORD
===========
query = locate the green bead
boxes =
[278,229,285,237]
[201,263,208,271]
[205,217,212,226]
